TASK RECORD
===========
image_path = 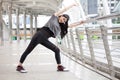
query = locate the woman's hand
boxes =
[80,21,85,25]
[72,2,79,6]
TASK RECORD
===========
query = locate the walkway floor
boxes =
[0,40,112,80]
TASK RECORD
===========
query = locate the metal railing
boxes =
[58,13,120,80]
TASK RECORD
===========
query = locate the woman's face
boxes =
[58,16,67,24]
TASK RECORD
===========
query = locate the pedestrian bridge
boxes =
[0,40,116,80]
[0,0,120,80]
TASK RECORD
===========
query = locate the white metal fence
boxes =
[58,13,120,80]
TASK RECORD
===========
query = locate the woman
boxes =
[16,3,84,73]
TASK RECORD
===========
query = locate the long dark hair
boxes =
[59,14,69,39]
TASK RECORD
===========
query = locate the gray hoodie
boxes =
[44,15,61,37]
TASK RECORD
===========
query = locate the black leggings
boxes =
[19,27,61,64]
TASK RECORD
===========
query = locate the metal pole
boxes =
[23,10,27,41]
[30,13,33,38]
[76,29,84,63]
[100,25,115,78]
[16,8,20,42]
[63,37,67,48]
[34,14,37,33]
[85,28,96,68]
[66,33,71,49]
[8,3,12,43]
[70,29,77,60]
[0,0,3,45]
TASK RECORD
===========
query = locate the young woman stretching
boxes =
[16,3,84,73]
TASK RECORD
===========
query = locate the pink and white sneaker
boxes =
[16,66,27,73]
[57,65,69,72]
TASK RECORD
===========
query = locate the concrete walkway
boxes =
[0,40,112,80]
[0,40,79,80]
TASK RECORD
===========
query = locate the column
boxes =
[16,8,20,42]
[8,3,12,43]
[30,13,33,38]
[23,10,27,41]
[34,14,37,33]
[0,0,3,45]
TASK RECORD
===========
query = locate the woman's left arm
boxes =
[69,21,85,28]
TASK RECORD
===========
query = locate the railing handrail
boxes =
[84,13,120,23]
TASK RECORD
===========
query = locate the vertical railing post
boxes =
[76,28,84,63]
[70,29,77,60]
[61,30,71,51]
[100,25,115,78]
[85,27,96,68]
[66,33,71,52]
[62,37,67,48]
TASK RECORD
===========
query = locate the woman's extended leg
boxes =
[16,36,38,73]
[41,39,61,65]
[19,39,38,64]
[41,39,68,71]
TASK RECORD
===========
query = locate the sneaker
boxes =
[57,65,69,72]
[16,66,27,73]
